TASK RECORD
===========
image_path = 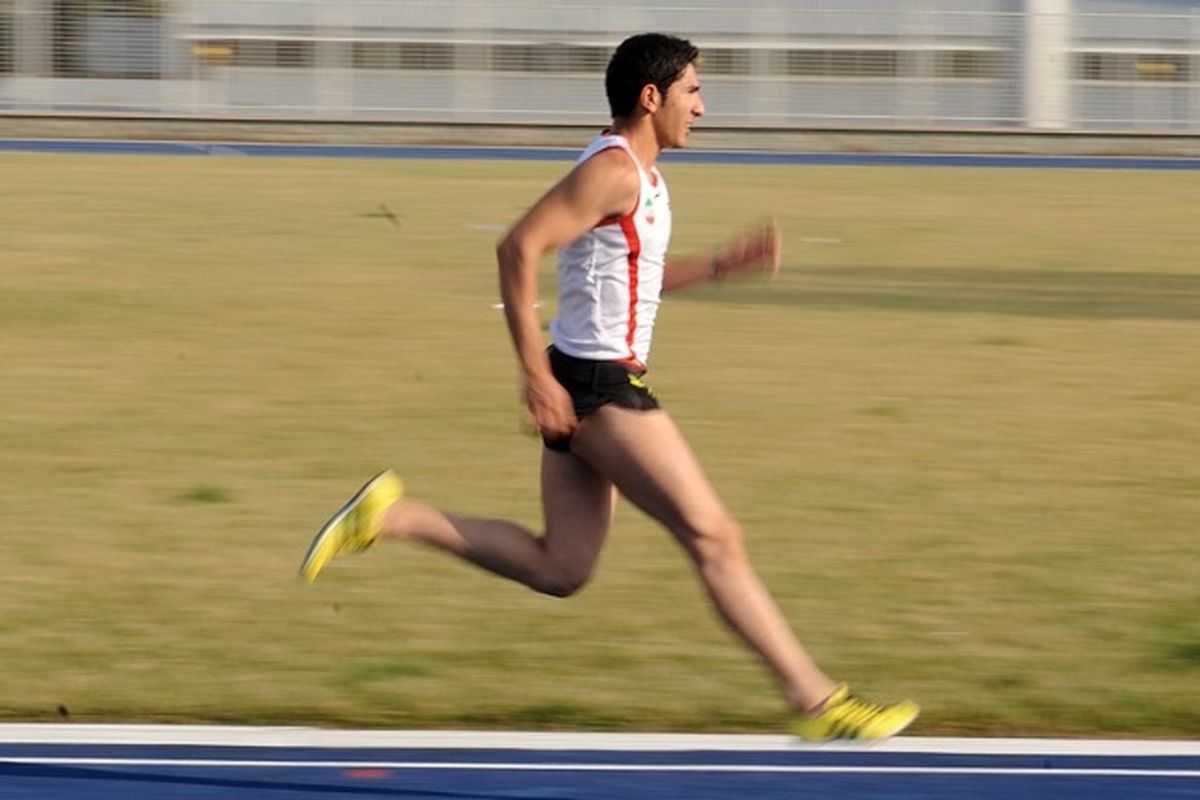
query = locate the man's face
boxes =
[655,63,705,149]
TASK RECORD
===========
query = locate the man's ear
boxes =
[638,83,661,114]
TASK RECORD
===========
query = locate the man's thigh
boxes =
[540,447,616,565]
[569,406,728,539]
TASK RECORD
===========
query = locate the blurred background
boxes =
[2,0,1199,133]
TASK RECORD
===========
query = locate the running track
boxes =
[1,138,1200,169]
[1,727,1197,799]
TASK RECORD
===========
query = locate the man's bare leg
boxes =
[380,449,615,597]
[571,406,838,714]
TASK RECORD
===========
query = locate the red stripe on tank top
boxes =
[618,213,641,363]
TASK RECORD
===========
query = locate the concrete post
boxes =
[1025,0,1072,129]
[315,0,353,119]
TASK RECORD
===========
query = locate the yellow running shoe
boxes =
[791,685,919,741]
[300,470,404,584]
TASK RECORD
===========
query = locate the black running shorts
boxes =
[543,346,661,452]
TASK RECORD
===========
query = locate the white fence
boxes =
[1,0,1198,132]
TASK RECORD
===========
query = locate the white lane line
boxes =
[3,758,1198,778]
[2,727,1199,757]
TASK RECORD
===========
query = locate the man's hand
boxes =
[525,371,578,441]
[713,218,783,280]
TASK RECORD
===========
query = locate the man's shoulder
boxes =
[577,131,631,159]
[569,146,640,198]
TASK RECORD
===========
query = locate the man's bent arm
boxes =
[496,150,641,437]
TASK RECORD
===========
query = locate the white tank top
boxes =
[549,133,671,369]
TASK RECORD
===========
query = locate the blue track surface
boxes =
[2,138,1199,169]
[2,737,1197,799]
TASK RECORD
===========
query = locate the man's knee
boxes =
[686,514,747,567]
[534,558,595,598]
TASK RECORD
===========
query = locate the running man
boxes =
[301,33,918,741]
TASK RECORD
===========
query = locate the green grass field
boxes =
[1,151,1198,736]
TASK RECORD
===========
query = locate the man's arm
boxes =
[496,149,640,440]
[662,219,782,293]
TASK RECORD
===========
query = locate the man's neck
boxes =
[609,119,662,172]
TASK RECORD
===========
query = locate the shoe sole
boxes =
[300,470,391,583]
[881,707,920,739]
[794,703,921,742]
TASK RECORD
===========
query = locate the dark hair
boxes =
[605,33,700,118]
